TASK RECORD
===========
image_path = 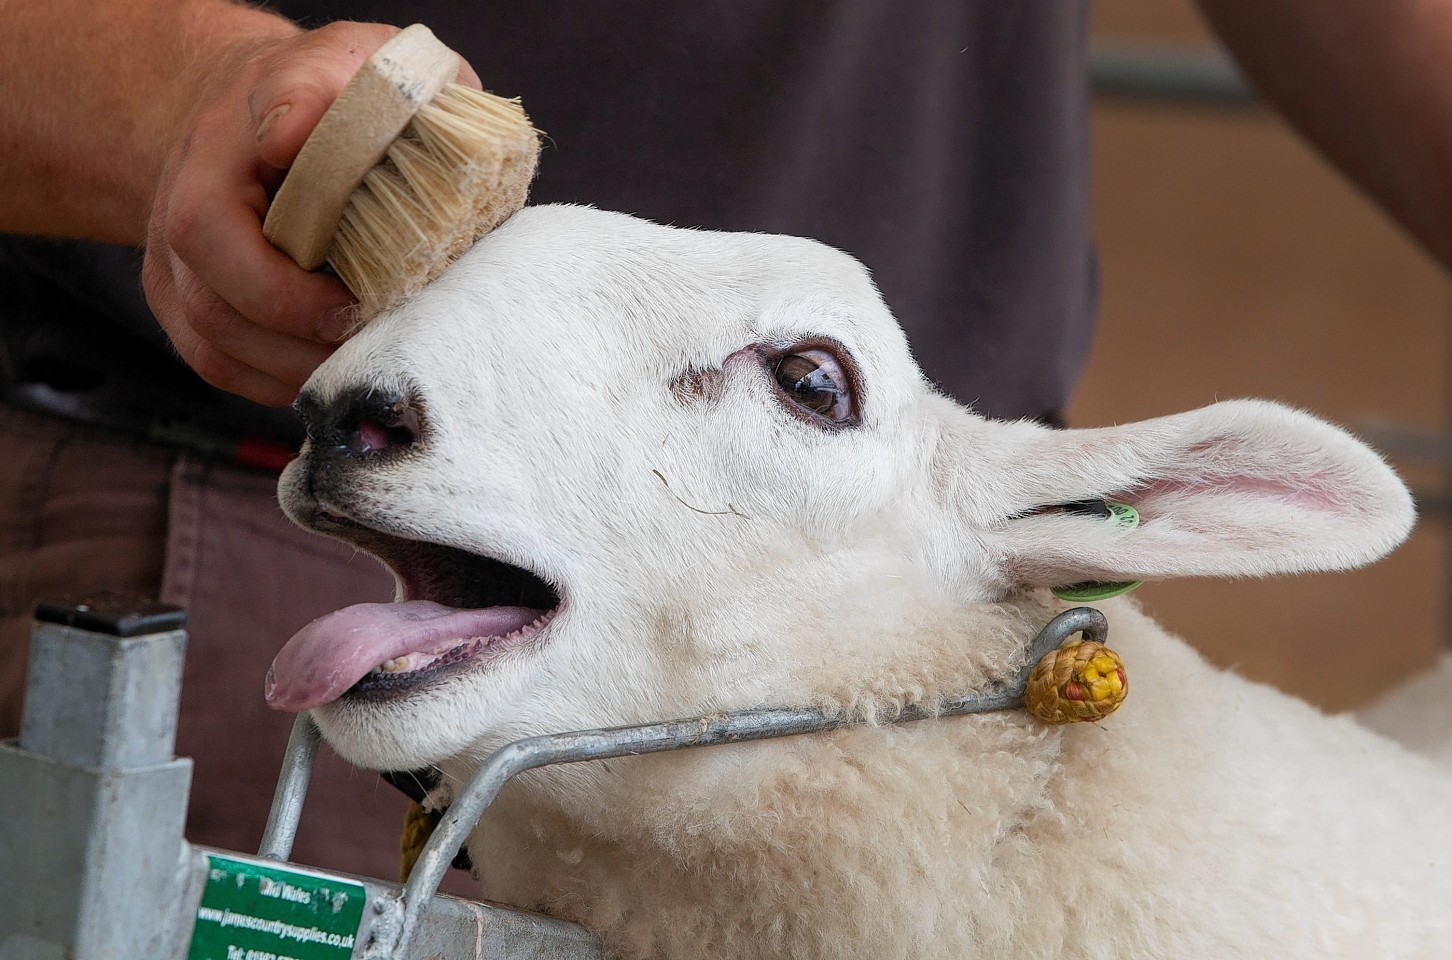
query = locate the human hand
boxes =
[142,21,482,407]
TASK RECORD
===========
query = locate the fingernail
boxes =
[318,305,357,343]
[256,103,290,144]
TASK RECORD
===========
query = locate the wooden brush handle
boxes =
[263,24,460,270]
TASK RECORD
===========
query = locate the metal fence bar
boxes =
[355,606,1108,958]
[4,597,1109,959]
[258,710,321,861]
[0,601,609,960]
[1090,43,1256,107]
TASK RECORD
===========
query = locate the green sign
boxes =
[187,854,365,960]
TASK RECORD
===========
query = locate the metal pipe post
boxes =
[0,596,194,960]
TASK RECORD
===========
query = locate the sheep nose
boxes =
[295,387,422,458]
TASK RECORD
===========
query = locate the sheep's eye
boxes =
[773,348,856,423]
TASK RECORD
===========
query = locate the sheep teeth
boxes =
[377,656,410,674]
[368,621,555,679]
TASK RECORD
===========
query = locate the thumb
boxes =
[250,22,401,171]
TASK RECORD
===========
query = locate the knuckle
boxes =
[165,197,206,256]
[188,341,233,387]
[187,303,231,341]
[175,281,250,349]
[260,23,397,101]
[253,290,295,332]
[313,20,399,51]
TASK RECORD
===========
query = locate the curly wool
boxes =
[450,594,1452,960]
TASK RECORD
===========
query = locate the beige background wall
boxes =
[1078,2,1448,710]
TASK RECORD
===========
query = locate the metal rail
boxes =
[1,599,1106,959]
[1089,43,1256,107]
[258,607,1108,959]
[0,601,604,960]
[258,709,321,862]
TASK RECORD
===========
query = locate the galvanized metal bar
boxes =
[258,711,321,861]
[182,846,604,960]
[2,600,611,960]
[0,607,194,960]
[1089,43,1256,107]
[362,607,1108,959]
[19,618,187,770]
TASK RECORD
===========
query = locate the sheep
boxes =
[267,204,1452,958]
[1360,655,1452,768]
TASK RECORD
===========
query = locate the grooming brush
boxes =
[263,23,540,322]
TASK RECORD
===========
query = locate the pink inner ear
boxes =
[1130,471,1351,514]
[989,403,1413,582]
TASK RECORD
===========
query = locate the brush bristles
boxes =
[329,84,540,323]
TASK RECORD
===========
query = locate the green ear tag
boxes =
[1051,503,1143,602]
[1051,579,1143,602]
[1105,502,1140,530]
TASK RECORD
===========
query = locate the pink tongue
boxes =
[265,600,544,712]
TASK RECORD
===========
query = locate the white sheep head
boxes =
[270,204,1413,785]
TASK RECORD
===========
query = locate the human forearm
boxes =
[0,3,433,405]
[0,0,297,244]
[1198,0,1452,271]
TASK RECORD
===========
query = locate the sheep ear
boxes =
[936,399,1415,588]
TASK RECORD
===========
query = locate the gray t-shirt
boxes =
[0,1,1094,446]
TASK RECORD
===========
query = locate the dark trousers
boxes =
[0,404,475,889]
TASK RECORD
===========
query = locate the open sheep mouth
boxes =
[265,527,561,713]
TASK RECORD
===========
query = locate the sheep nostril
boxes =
[328,395,421,458]
[346,419,390,455]
[344,402,420,455]
[298,387,424,458]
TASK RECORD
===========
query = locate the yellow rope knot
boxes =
[400,799,433,882]
[1025,639,1128,724]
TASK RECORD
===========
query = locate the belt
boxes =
[2,379,299,474]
